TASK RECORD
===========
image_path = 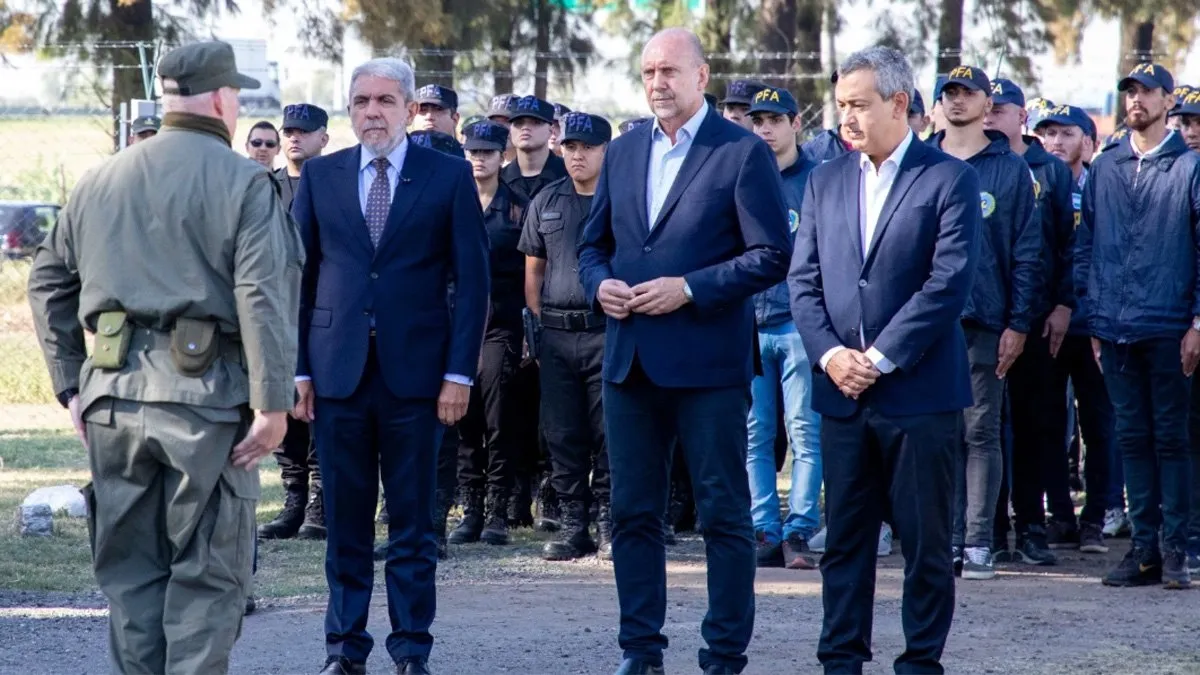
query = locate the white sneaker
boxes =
[809,526,827,553]
[1102,508,1130,538]
[961,546,996,580]
[878,523,894,557]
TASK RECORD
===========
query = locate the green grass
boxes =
[0,333,54,404]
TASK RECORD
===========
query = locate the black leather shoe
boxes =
[397,657,432,675]
[320,655,366,675]
[614,658,665,675]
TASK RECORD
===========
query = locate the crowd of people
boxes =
[26,29,1200,675]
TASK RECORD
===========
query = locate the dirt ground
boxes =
[0,536,1197,675]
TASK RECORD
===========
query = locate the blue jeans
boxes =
[746,322,822,543]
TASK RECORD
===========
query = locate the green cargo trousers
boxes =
[83,396,257,675]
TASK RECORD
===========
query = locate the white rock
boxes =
[18,504,53,536]
[22,485,87,518]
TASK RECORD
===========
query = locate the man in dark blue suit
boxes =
[577,27,792,675]
[789,46,981,674]
[290,58,490,675]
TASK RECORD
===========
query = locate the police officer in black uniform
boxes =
[549,102,572,156]
[413,84,460,137]
[719,79,769,130]
[259,102,329,542]
[519,112,614,561]
[501,96,569,202]
[409,129,466,158]
[447,120,528,547]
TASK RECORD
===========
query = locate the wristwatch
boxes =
[55,387,79,409]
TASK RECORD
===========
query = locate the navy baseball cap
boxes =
[508,95,554,124]
[1174,88,1200,117]
[942,65,992,94]
[721,80,769,106]
[462,120,510,152]
[416,84,458,110]
[909,90,926,116]
[559,112,612,146]
[618,117,652,135]
[991,79,1025,107]
[1034,104,1097,140]
[487,94,516,120]
[749,87,799,116]
[1171,84,1195,113]
[281,103,328,132]
[933,74,949,100]
[552,102,572,122]
[409,130,464,158]
[1119,63,1173,93]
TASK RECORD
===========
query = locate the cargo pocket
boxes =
[212,464,260,591]
[80,482,97,559]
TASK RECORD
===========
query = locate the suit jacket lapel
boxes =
[338,146,374,254]
[863,141,928,268]
[630,124,652,233]
[648,109,719,236]
[374,142,434,257]
[843,156,863,264]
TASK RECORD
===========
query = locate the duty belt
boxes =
[539,308,606,331]
[129,325,245,366]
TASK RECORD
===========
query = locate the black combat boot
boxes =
[448,487,485,544]
[258,481,307,539]
[597,501,614,561]
[434,487,453,560]
[481,488,511,545]
[543,500,598,560]
[508,474,535,529]
[296,485,327,540]
[536,473,561,532]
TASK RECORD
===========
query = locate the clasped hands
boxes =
[826,349,881,400]
[597,277,689,319]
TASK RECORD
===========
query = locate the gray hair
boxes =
[837,46,915,103]
[349,57,416,103]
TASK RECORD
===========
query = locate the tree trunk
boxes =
[793,0,822,113]
[758,0,797,90]
[533,0,551,100]
[1115,14,1154,126]
[699,0,736,97]
[935,0,963,75]
[491,17,516,96]
[108,0,153,151]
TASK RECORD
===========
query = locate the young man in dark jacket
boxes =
[745,87,824,571]
[1030,104,1115,556]
[930,65,1042,580]
[1078,64,1199,589]
[985,80,1103,562]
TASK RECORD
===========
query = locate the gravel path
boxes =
[0,536,1196,674]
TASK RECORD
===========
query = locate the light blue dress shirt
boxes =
[646,103,709,228]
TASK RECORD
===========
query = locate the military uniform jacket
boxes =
[27,114,305,413]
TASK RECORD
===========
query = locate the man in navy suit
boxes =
[290,58,490,675]
[578,27,792,675]
[789,46,981,674]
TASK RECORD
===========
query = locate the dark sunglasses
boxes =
[249,139,278,148]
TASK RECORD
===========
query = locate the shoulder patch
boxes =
[981,192,996,219]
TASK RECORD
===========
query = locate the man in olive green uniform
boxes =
[26,41,302,675]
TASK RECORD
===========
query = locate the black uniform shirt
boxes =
[518,177,594,311]
[501,152,568,203]
[271,167,300,212]
[483,182,528,324]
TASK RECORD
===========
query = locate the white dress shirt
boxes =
[819,130,916,375]
[646,103,708,228]
[297,137,472,387]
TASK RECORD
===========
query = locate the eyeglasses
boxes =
[249,139,278,148]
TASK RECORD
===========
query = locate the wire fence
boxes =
[0,42,829,405]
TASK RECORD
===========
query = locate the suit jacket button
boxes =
[858,279,867,288]
[363,310,370,315]
[370,272,379,279]
[643,246,652,253]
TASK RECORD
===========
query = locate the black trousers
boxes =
[819,406,958,675]
[274,416,320,488]
[1005,321,1056,533]
[540,326,609,502]
[457,323,523,492]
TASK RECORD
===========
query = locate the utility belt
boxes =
[539,307,606,332]
[93,311,242,376]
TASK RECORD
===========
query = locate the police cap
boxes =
[508,96,555,124]
[942,65,992,95]
[721,80,769,106]
[130,116,161,135]
[559,112,612,146]
[409,130,465,159]
[416,84,458,110]
[618,117,652,135]
[1119,63,1174,94]
[749,87,798,116]
[463,120,510,152]
[158,41,260,96]
[990,78,1025,107]
[281,103,329,132]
